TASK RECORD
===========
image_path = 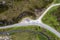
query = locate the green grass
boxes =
[10,32,39,40]
[42,5,60,32]
[0,25,60,40]
[54,0,60,3]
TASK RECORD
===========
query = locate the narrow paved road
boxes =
[0,3,60,38]
[38,3,60,20]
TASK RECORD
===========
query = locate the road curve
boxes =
[0,3,60,38]
[38,3,60,20]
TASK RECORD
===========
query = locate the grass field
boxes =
[0,0,53,26]
[54,0,60,3]
[0,25,60,40]
[42,5,60,33]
